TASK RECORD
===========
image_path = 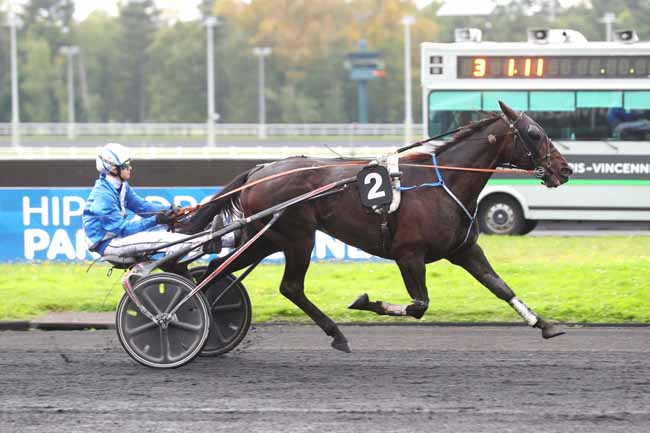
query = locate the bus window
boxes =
[530,91,574,111]
[428,91,481,136]
[608,91,650,140]
[577,91,622,108]
[483,91,527,111]
[428,90,650,141]
[529,92,576,139]
[575,91,622,140]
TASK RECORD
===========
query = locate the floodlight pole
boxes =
[599,12,616,42]
[205,16,220,147]
[8,12,20,148]
[60,46,79,139]
[253,47,272,139]
[402,16,415,145]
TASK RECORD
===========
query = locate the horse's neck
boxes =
[435,132,502,208]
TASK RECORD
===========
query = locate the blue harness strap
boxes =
[398,152,478,249]
[398,153,444,190]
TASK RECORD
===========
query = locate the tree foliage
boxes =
[2,0,649,123]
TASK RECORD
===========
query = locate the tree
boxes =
[20,34,60,121]
[147,22,206,122]
[113,0,159,122]
[74,11,121,121]
[21,0,74,48]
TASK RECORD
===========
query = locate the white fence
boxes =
[0,123,423,137]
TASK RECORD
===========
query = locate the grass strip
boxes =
[0,236,648,323]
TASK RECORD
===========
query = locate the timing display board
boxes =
[457,56,650,79]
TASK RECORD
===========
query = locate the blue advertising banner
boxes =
[0,187,375,262]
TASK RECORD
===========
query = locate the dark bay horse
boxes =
[177,102,573,352]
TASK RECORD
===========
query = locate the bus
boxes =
[421,29,650,234]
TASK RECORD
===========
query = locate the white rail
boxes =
[0,123,424,137]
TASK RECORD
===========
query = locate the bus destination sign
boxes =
[457,56,650,79]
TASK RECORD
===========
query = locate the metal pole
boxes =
[205,17,218,147]
[253,47,271,139]
[258,54,266,138]
[357,81,368,123]
[9,13,20,148]
[402,16,414,145]
[599,12,616,42]
[60,46,78,139]
[67,50,75,138]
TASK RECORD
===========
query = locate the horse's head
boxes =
[498,101,572,188]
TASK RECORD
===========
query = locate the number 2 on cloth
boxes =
[364,172,386,200]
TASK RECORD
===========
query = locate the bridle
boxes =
[502,113,552,181]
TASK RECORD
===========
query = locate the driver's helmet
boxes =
[96,142,132,174]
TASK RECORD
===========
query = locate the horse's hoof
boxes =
[405,303,427,319]
[541,323,566,339]
[348,293,369,310]
[331,337,352,353]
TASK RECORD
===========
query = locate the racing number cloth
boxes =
[357,165,393,209]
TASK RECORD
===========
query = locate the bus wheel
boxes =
[478,195,526,235]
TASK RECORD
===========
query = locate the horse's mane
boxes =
[401,113,501,163]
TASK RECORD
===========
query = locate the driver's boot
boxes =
[202,213,245,254]
[202,215,224,254]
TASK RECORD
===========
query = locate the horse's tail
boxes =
[175,167,257,234]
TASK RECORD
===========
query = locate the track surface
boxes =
[1,325,649,433]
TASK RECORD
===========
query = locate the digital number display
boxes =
[457,56,650,79]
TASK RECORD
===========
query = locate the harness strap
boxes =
[399,153,477,251]
[379,210,391,256]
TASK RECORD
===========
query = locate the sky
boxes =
[3,0,586,22]
[74,0,203,22]
[73,0,436,22]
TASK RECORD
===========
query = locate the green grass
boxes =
[1,236,649,323]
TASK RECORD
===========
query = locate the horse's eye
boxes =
[527,125,541,141]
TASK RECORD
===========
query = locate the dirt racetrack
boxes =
[0,325,649,433]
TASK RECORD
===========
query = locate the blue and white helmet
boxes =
[96,142,132,174]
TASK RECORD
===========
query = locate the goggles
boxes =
[119,160,133,170]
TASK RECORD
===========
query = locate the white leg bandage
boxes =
[509,297,539,327]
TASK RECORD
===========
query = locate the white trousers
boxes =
[102,227,234,258]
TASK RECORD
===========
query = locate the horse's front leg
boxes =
[349,250,429,319]
[448,243,565,339]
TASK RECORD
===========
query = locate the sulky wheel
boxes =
[116,273,210,369]
[190,266,252,357]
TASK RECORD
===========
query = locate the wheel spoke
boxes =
[210,285,237,309]
[169,319,203,332]
[211,302,242,312]
[125,321,158,337]
[209,316,228,343]
[142,290,162,315]
[163,287,183,314]
[160,327,170,363]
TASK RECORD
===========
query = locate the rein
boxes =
[173,122,538,219]
[174,162,367,218]
[401,163,533,175]
[175,160,533,219]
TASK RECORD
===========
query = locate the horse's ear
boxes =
[498,101,518,122]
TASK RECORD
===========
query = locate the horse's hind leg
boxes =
[349,250,429,319]
[448,243,565,339]
[279,235,351,353]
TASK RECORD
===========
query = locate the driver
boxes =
[83,143,235,259]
